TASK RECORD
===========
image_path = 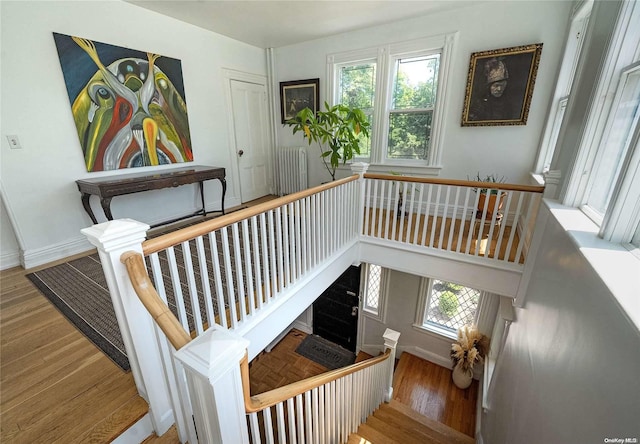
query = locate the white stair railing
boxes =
[84,165,369,443]
[362,174,544,265]
[173,326,400,444]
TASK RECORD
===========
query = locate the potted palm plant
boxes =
[286,102,370,181]
[450,324,489,389]
[471,173,506,217]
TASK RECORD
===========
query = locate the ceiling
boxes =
[126,0,478,48]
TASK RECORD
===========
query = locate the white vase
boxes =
[452,366,473,389]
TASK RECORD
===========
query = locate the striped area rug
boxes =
[26,254,130,370]
[25,210,246,372]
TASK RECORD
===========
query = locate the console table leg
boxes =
[100,197,114,221]
[81,193,98,225]
[219,178,227,215]
[198,181,206,216]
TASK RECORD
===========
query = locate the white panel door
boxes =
[230,79,270,203]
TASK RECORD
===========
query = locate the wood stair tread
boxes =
[347,434,373,444]
[348,401,475,444]
[355,423,403,444]
[386,400,475,444]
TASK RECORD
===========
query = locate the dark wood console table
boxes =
[76,165,226,227]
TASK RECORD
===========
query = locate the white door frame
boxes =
[221,68,275,202]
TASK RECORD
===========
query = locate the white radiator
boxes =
[276,147,308,195]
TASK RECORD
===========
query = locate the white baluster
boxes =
[166,246,189,331]
[195,236,215,326]
[221,226,238,329]
[286,397,297,444]
[181,240,204,335]
[242,219,255,316]
[250,216,263,310]
[207,231,227,329]
[276,402,286,444]
[232,224,247,322]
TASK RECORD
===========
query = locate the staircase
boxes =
[348,400,474,444]
[348,351,476,444]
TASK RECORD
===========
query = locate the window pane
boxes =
[392,55,439,110]
[425,280,480,332]
[339,63,375,157]
[364,264,381,313]
[387,111,432,160]
[339,64,375,110]
[587,66,640,215]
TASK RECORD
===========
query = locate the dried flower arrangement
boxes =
[450,324,490,373]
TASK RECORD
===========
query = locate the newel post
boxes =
[383,328,401,402]
[82,219,174,435]
[351,162,369,236]
[175,326,251,444]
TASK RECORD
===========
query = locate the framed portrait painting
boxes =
[280,78,319,123]
[461,43,543,126]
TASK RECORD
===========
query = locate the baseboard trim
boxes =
[291,320,312,334]
[22,236,93,269]
[397,345,452,369]
[1,251,20,270]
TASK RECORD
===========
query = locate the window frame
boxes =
[327,33,457,175]
[413,277,484,340]
[382,50,440,164]
[361,263,389,322]
[562,0,640,247]
[535,1,592,174]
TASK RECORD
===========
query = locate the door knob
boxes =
[238,150,244,157]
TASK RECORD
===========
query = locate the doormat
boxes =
[295,334,356,370]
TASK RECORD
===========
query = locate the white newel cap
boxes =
[81,219,150,252]
[383,328,401,348]
[350,162,370,175]
[175,325,249,382]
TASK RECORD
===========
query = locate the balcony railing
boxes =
[82,163,543,442]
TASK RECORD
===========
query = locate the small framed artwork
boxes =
[280,78,320,123]
[461,43,543,126]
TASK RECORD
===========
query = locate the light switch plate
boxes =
[6,135,22,150]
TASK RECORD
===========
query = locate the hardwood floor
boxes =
[0,259,143,444]
[393,352,478,437]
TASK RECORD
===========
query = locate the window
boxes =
[337,62,376,156]
[416,278,481,338]
[535,1,591,173]
[563,0,640,247]
[585,62,640,223]
[362,263,387,321]
[328,33,456,172]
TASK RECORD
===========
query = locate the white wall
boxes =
[274,1,572,187]
[0,1,267,268]
[481,202,640,443]
[360,270,453,368]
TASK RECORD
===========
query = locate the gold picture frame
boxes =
[461,43,543,126]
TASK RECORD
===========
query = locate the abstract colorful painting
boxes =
[53,33,193,172]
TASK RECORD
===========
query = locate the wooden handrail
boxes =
[364,173,545,193]
[142,174,359,256]
[121,251,192,350]
[240,348,391,413]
